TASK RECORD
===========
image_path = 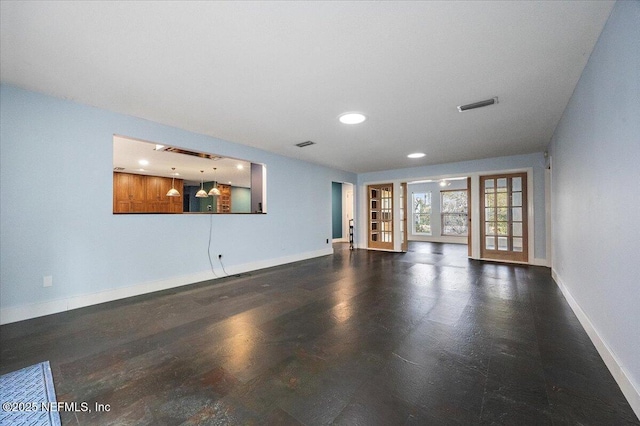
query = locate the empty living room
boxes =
[1,1,638,425]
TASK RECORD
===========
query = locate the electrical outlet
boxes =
[43,275,53,287]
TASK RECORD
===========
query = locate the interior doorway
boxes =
[406,177,470,246]
[332,182,354,243]
[480,172,528,262]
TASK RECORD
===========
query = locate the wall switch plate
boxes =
[43,275,53,287]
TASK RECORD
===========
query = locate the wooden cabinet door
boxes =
[114,172,144,212]
[145,176,169,212]
[169,179,184,213]
[129,174,146,212]
[113,172,182,213]
[113,172,130,212]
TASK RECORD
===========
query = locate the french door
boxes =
[368,183,393,250]
[480,173,528,262]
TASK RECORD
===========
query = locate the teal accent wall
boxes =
[332,182,342,239]
[231,187,251,213]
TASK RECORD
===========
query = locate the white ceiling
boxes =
[0,1,614,174]
[113,136,252,187]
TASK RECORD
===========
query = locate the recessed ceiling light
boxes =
[407,152,426,159]
[237,164,244,170]
[138,159,149,166]
[339,112,367,124]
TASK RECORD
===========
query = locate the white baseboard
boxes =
[532,257,550,267]
[552,269,640,419]
[0,247,333,325]
[408,236,467,244]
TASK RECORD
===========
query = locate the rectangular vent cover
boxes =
[295,141,315,148]
[164,147,222,160]
[113,167,125,171]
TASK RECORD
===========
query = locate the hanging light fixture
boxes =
[208,167,221,196]
[166,167,180,197]
[196,170,208,198]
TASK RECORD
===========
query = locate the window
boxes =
[441,190,468,236]
[412,192,431,234]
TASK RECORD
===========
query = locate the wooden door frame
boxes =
[367,183,394,250]
[479,172,529,262]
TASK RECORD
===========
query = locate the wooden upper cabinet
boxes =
[113,172,183,213]
[145,176,169,212]
[113,172,145,213]
[169,180,184,213]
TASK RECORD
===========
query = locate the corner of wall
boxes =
[552,269,640,419]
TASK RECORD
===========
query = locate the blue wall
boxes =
[548,0,640,404]
[332,182,343,239]
[0,85,356,316]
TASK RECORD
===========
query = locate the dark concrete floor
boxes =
[1,242,638,425]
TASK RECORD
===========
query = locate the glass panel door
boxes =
[480,173,528,262]
[368,183,394,250]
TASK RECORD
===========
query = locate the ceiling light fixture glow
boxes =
[196,170,208,198]
[208,168,221,196]
[166,167,180,197]
[339,112,366,124]
[138,159,149,166]
[407,152,426,159]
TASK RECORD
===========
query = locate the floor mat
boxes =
[0,361,61,426]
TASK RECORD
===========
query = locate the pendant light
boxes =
[196,170,208,198]
[208,167,221,196]
[166,167,180,197]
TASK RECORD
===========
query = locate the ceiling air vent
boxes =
[457,97,498,112]
[113,167,125,171]
[295,141,315,148]
[164,147,222,160]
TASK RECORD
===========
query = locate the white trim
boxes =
[332,238,347,243]
[471,175,481,258]
[545,168,552,269]
[526,168,534,264]
[394,182,402,252]
[552,269,640,419]
[366,248,399,253]
[0,247,333,325]
[532,257,550,267]
[409,235,467,244]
